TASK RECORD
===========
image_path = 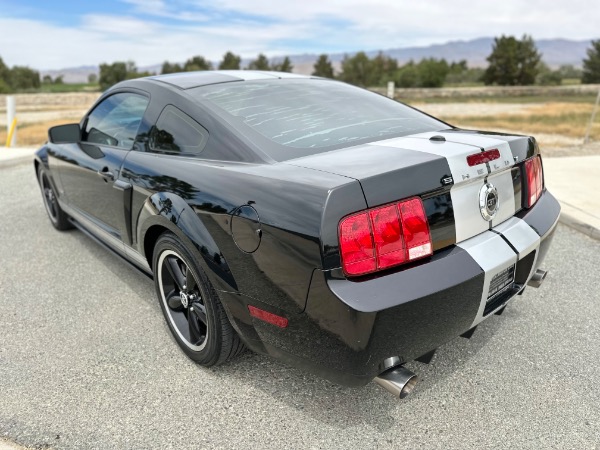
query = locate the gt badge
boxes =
[479,183,499,221]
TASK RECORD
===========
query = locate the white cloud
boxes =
[0,0,598,69]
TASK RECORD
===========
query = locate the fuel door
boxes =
[231,204,261,253]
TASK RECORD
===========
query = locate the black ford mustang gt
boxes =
[35,71,559,398]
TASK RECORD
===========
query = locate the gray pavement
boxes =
[1,161,600,448]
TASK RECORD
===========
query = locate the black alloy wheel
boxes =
[158,249,209,351]
[153,232,245,366]
[37,168,72,230]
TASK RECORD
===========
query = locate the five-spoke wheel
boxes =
[153,232,245,366]
[37,167,72,230]
[158,250,209,351]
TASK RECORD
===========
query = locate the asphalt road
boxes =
[1,163,599,449]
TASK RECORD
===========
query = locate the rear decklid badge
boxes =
[479,183,499,221]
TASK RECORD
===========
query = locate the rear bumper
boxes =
[236,190,560,387]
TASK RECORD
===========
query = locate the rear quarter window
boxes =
[150,105,209,156]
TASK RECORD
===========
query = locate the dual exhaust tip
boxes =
[527,269,548,288]
[375,268,548,399]
[374,366,418,399]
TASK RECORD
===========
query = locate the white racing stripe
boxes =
[458,218,541,327]
[458,231,518,327]
[371,132,517,242]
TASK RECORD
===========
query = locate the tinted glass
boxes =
[150,105,208,155]
[83,93,148,149]
[189,79,447,160]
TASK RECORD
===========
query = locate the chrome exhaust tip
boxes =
[374,366,418,399]
[527,269,548,288]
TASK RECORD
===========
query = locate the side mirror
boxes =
[48,123,80,144]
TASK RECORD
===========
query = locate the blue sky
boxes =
[0,0,597,69]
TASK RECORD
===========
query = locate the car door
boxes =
[57,91,149,246]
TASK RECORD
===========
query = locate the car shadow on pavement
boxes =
[69,223,511,432]
[211,308,509,432]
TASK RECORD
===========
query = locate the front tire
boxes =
[153,232,245,366]
[37,167,72,231]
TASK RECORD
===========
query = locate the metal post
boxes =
[584,89,600,144]
[387,81,395,99]
[6,95,17,147]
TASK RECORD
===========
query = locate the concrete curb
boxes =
[0,438,25,450]
[558,212,600,241]
[0,155,33,169]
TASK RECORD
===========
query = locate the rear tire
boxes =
[153,232,245,366]
[37,167,72,231]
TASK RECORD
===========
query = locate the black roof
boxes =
[149,70,311,90]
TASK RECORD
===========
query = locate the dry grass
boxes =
[435,102,600,150]
[0,117,80,146]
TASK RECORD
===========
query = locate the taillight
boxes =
[524,155,543,208]
[339,197,432,276]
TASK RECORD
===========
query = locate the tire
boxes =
[37,167,72,231]
[153,232,245,366]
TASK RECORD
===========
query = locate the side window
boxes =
[83,93,149,149]
[150,105,208,156]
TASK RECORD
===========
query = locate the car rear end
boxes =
[283,129,560,389]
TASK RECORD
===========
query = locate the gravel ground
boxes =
[0,163,599,449]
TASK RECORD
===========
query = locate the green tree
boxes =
[482,35,541,86]
[557,64,582,80]
[7,66,41,90]
[339,52,372,86]
[536,62,562,85]
[273,56,293,72]
[370,52,398,86]
[395,61,419,87]
[0,78,10,93]
[417,58,449,87]
[312,54,334,78]
[0,58,14,92]
[161,61,182,74]
[582,40,600,84]
[42,74,52,84]
[88,73,98,84]
[183,56,213,72]
[248,53,271,70]
[0,57,9,83]
[218,51,241,70]
[99,62,128,90]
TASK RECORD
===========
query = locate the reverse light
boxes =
[524,156,543,208]
[339,197,432,276]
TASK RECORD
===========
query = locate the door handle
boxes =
[97,167,114,181]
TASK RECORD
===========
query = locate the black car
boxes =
[35,71,560,399]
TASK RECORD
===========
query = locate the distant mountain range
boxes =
[41,37,594,83]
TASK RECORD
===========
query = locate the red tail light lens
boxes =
[524,156,543,208]
[338,212,376,275]
[339,197,432,276]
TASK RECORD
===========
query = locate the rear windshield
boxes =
[188,79,447,161]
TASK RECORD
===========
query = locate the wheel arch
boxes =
[137,192,238,293]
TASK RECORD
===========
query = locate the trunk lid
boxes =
[287,130,528,245]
